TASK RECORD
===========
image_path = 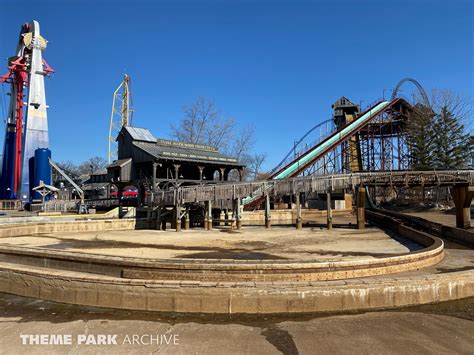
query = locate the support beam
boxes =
[219,210,225,226]
[146,204,152,228]
[326,192,332,230]
[118,188,123,219]
[198,166,204,181]
[357,186,366,230]
[155,207,162,230]
[184,208,190,230]
[451,186,473,229]
[204,201,209,230]
[152,162,158,192]
[265,194,271,229]
[224,209,229,226]
[235,198,242,230]
[175,205,181,232]
[207,200,212,230]
[295,193,302,229]
[173,164,181,180]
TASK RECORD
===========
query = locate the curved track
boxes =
[392,77,430,107]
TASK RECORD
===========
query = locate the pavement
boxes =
[0,292,472,355]
[0,209,472,353]
[0,224,421,261]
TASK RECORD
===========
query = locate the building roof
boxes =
[122,126,156,142]
[90,168,108,175]
[81,182,109,191]
[32,182,59,192]
[332,96,357,109]
[108,158,132,168]
[133,141,242,166]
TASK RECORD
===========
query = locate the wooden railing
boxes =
[0,200,22,211]
[150,170,474,205]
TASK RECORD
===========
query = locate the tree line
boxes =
[407,89,473,170]
[56,157,108,178]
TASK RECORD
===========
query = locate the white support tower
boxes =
[108,74,133,163]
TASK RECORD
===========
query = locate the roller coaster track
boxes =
[269,99,401,180]
[269,118,335,176]
[392,77,430,107]
[240,99,407,207]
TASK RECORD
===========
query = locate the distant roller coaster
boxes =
[267,78,429,182]
[391,77,430,107]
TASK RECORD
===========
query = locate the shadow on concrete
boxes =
[39,236,286,260]
[442,240,472,251]
[435,266,474,274]
[261,325,299,355]
[40,237,269,253]
[284,249,402,258]
[175,250,288,260]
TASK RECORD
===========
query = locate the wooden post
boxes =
[265,194,271,228]
[207,200,212,230]
[198,166,204,181]
[146,204,152,227]
[175,205,181,232]
[219,210,225,226]
[357,186,366,230]
[451,186,473,229]
[235,198,242,230]
[204,201,209,230]
[156,207,162,230]
[224,209,229,226]
[152,162,158,192]
[173,164,181,180]
[295,193,302,229]
[327,191,332,230]
[184,208,190,230]
[118,188,123,219]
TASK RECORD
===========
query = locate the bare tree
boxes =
[231,124,256,160]
[78,156,108,175]
[171,97,268,181]
[170,97,235,151]
[56,160,80,176]
[248,153,268,180]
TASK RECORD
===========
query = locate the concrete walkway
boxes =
[0,225,421,261]
[0,292,472,354]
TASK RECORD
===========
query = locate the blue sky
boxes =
[0,0,472,169]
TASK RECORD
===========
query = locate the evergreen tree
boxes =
[431,106,472,169]
[406,105,435,169]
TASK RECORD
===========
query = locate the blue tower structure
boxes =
[0,20,53,202]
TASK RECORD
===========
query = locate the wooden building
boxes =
[107,126,245,195]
